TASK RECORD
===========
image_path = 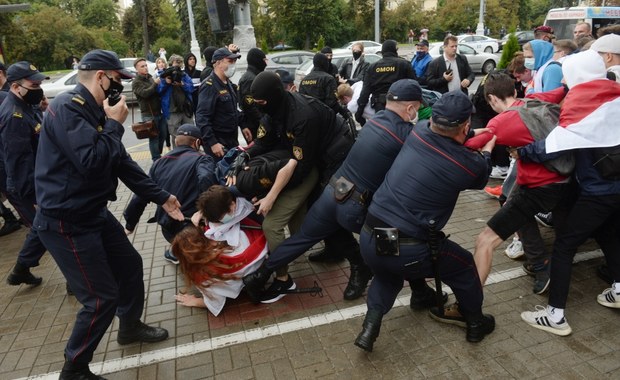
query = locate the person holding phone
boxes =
[425,35,475,94]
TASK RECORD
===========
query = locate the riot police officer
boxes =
[299,53,346,117]
[356,40,416,124]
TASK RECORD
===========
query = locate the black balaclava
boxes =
[251,71,286,116]
[320,46,333,64]
[381,40,398,56]
[203,47,217,68]
[312,53,330,73]
[247,48,267,72]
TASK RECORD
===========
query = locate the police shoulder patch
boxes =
[259,177,273,188]
[257,125,266,139]
[286,131,294,140]
[245,95,254,105]
[293,146,303,160]
[34,123,42,133]
[219,89,229,95]
[205,80,213,86]
[97,125,103,133]
[12,111,23,119]
[71,95,85,105]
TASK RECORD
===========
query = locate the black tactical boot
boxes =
[7,261,42,286]
[59,360,107,380]
[242,265,274,303]
[465,314,495,343]
[409,280,448,310]
[117,320,169,345]
[354,309,383,352]
[343,263,373,300]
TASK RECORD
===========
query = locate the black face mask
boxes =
[20,87,44,105]
[352,51,362,60]
[101,74,124,100]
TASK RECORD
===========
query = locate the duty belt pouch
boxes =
[374,227,399,256]
[333,176,355,203]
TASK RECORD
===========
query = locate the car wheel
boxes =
[482,60,496,74]
[484,46,493,53]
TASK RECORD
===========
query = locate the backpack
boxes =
[592,145,620,180]
[507,98,575,176]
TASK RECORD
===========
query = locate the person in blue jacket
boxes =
[32,49,184,380]
[0,61,49,287]
[411,39,432,86]
[157,54,194,149]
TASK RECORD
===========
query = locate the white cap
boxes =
[590,34,620,54]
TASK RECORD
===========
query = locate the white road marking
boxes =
[23,249,604,379]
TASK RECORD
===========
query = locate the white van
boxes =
[544,6,620,40]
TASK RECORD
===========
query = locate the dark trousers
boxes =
[4,192,46,267]
[360,229,484,319]
[34,208,145,365]
[266,183,364,271]
[549,193,620,309]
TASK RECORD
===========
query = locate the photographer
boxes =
[157,54,194,148]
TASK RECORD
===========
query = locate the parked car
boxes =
[456,34,499,53]
[42,70,136,102]
[265,50,314,76]
[294,52,382,88]
[272,43,293,51]
[428,42,497,74]
[339,40,383,54]
[499,30,535,51]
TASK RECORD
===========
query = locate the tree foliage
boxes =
[498,32,520,69]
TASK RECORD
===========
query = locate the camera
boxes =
[161,66,184,83]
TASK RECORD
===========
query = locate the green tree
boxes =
[122,0,181,56]
[498,31,519,69]
[382,0,434,42]
[80,0,120,30]
[153,36,185,59]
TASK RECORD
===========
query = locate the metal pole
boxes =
[374,0,380,43]
[476,0,485,36]
[186,0,203,67]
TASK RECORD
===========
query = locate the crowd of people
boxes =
[0,21,619,378]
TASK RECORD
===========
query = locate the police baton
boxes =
[428,220,444,316]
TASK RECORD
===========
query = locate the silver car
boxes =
[428,42,497,74]
[294,52,382,88]
[41,70,135,102]
[266,50,315,77]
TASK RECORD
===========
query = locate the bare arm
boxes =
[254,159,297,216]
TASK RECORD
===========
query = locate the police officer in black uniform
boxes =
[320,46,339,77]
[124,124,217,262]
[244,79,448,303]
[196,47,251,159]
[299,53,346,117]
[0,62,49,287]
[238,48,268,139]
[354,91,497,352]
[32,49,184,380]
[237,71,356,302]
[356,40,416,125]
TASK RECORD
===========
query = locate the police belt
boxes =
[328,176,371,205]
[363,213,425,245]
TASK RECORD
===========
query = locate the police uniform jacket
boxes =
[0,92,41,201]
[425,54,475,94]
[132,72,162,117]
[367,120,490,240]
[123,145,217,231]
[335,109,413,195]
[299,69,340,115]
[358,52,416,109]
[238,65,263,136]
[196,72,241,148]
[339,56,370,85]
[245,93,353,187]
[35,84,171,220]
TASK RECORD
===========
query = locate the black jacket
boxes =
[339,56,370,85]
[238,65,263,137]
[299,68,340,115]
[357,52,416,110]
[425,54,475,94]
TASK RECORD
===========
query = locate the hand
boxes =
[461,78,471,88]
[103,95,128,124]
[162,195,184,221]
[175,293,206,308]
[507,147,520,160]
[241,128,253,143]
[443,71,454,81]
[225,151,250,181]
[254,195,276,216]
[227,43,240,54]
[154,77,161,84]
[355,108,366,125]
[211,143,225,157]
[191,210,204,226]
[39,96,49,112]
[125,228,134,235]
[481,135,497,154]
[165,77,172,84]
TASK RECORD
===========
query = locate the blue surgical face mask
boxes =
[220,213,234,224]
[524,57,536,70]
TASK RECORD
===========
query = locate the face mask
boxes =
[20,86,44,105]
[410,110,418,124]
[524,57,536,70]
[225,63,236,78]
[101,75,124,99]
[352,51,362,60]
[220,213,234,224]
[416,50,427,57]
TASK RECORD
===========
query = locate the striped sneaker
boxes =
[597,287,620,309]
[521,305,572,336]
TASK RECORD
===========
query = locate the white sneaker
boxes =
[597,287,620,308]
[521,305,572,336]
[490,166,509,179]
[504,237,524,259]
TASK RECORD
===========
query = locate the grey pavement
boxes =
[1,143,618,379]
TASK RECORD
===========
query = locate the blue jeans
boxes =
[142,114,167,161]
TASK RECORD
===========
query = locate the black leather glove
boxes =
[226,151,250,178]
[355,107,366,125]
